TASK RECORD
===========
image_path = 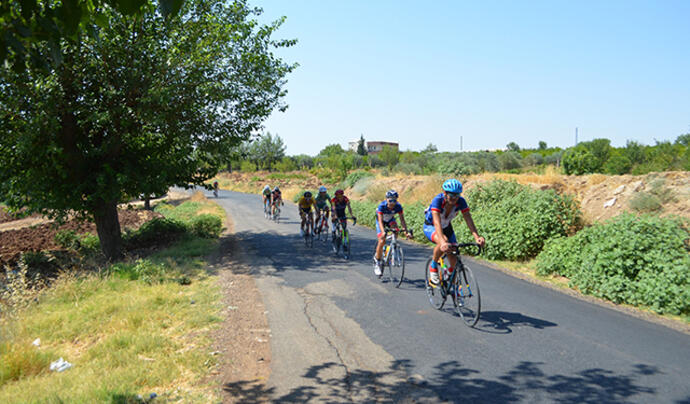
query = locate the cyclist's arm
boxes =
[347,201,354,217]
[398,211,409,233]
[461,210,485,247]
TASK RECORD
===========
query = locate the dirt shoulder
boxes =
[207,213,271,403]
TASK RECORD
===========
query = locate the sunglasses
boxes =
[387,199,397,203]
[446,192,460,198]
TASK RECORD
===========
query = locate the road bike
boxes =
[314,207,330,242]
[332,217,356,259]
[302,213,314,247]
[375,227,411,288]
[272,203,281,222]
[424,243,482,327]
[264,199,271,219]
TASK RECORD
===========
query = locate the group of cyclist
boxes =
[262,178,486,286]
[262,185,284,217]
[296,186,355,240]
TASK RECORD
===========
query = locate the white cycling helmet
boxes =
[263,185,270,190]
[319,186,327,193]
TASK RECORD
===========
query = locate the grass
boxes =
[0,194,226,403]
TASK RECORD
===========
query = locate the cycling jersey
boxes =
[331,196,349,218]
[376,200,403,224]
[263,188,271,196]
[315,193,331,209]
[272,191,282,203]
[297,197,315,210]
[424,192,469,229]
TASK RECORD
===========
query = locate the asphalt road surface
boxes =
[206,189,690,403]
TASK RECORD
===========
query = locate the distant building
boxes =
[366,141,398,155]
[348,140,360,152]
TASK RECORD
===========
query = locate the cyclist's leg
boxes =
[375,220,386,260]
[444,226,458,271]
[424,224,443,283]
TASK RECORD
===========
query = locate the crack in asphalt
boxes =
[296,288,356,402]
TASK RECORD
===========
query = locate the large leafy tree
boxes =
[1,0,186,71]
[0,0,295,260]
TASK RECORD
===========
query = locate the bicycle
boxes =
[314,207,330,242]
[302,213,314,247]
[264,199,271,219]
[424,243,482,327]
[272,203,281,222]
[376,227,411,288]
[332,217,356,259]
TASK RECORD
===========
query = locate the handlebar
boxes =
[447,242,483,256]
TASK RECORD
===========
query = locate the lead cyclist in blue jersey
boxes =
[424,179,485,285]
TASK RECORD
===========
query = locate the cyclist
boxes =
[331,189,355,237]
[262,185,272,212]
[373,190,412,276]
[297,191,316,236]
[213,181,219,197]
[271,186,283,217]
[314,186,332,233]
[424,179,485,285]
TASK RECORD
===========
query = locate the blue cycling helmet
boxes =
[442,179,463,194]
[385,190,398,199]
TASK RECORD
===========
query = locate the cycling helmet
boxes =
[335,189,344,196]
[263,185,270,190]
[385,190,398,200]
[442,179,462,194]
[319,186,327,193]
[274,186,280,192]
[304,191,312,198]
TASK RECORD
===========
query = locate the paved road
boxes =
[208,189,690,403]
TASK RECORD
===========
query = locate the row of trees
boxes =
[230,133,689,179]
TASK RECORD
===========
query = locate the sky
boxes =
[253,0,690,156]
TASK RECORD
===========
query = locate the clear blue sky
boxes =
[254,0,690,156]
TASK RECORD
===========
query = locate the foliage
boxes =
[189,214,223,238]
[676,133,690,147]
[124,218,188,248]
[538,141,548,150]
[343,171,375,188]
[0,0,294,260]
[603,149,632,175]
[455,181,582,260]
[562,146,599,175]
[629,178,676,213]
[357,135,367,156]
[274,157,298,172]
[318,144,346,158]
[536,214,690,315]
[498,151,523,171]
[379,145,400,168]
[506,142,521,152]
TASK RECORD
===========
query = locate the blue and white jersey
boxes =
[424,193,469,228]
[376,200,403,223]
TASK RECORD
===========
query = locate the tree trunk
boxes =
[144,196,151,210]
[93,201,123,261]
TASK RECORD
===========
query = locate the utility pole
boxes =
[575,127,578,146]
[460,136,463,151]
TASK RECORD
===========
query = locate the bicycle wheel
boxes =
[342,230,350,260]
[424,257,446,309]
[332,233,341,254]
[453,264,481,327]
[388,245,404,288]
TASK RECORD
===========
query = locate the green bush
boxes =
[189,214,223,238]
[124,218,187,248]
[343,171,374,188]
[536,214,690,315]
[629,178,676,213]
[109,259,167,284]
[456,180,582,260]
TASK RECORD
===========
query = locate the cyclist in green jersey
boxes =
[314,186,333,232]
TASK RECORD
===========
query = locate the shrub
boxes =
[189,214,223,238]
[109,259,168,284]
[456,181,582,260]
[124,218,187,248]
[352,177,375,196]
[536,214,690,315]
[629,178,676,213]
[343,171,374,188]
[394,162,423,175]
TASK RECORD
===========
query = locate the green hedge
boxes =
[455,181,582,260]
[536,214,690,315]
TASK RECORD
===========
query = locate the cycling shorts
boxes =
[423,224,456,244]
[300,207,312,214]
[376,219,398,238]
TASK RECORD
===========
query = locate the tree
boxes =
[250,132,286,171]
[357,135,367,156]
[538,141,548,150]
[675,133,690,147]
[0,0,295,260]
[562,147,598,175]
[379,145,400,168]
[1,0,186,71]
[422,143,438,153]
[506,142,521,152]
[318,144,345,158]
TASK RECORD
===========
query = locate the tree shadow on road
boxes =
[474,311,559,334]
[222,359,659,403]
